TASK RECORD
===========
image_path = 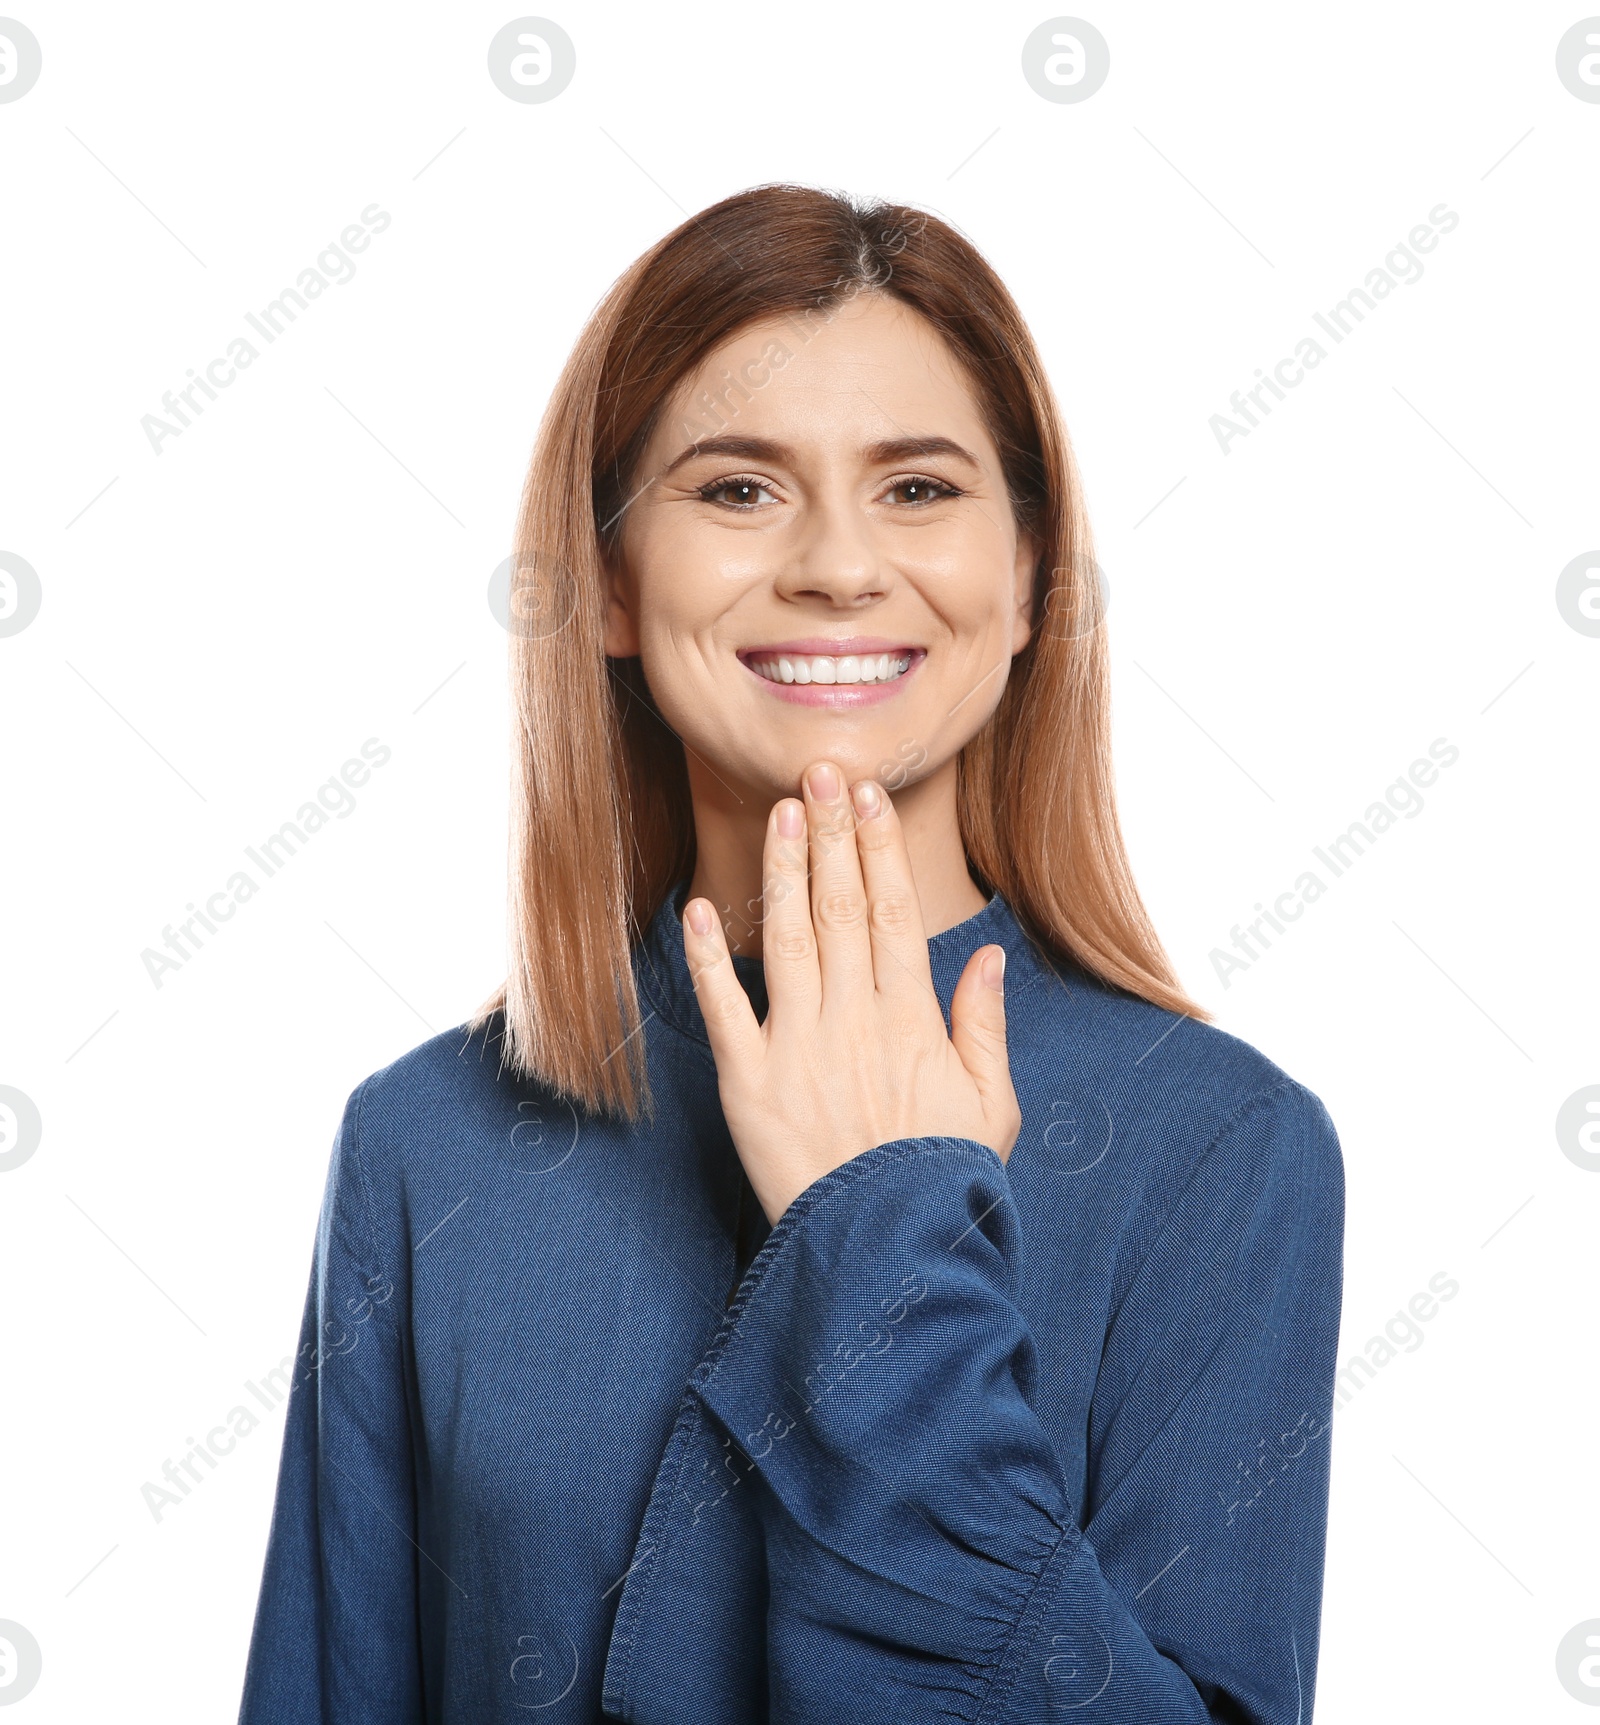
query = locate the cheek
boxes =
[628,566,731,705]
[911,550,1018,640]
[633,555,771,683]
[910,516,1015,587]
[627,535,709,645]
[632,511,755,608]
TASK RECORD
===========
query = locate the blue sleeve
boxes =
[237,1082,424,1725]
[603,1080,1344,1723]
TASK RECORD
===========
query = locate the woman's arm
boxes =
[603,1079,1344,1723]
[237,1081,424,1724]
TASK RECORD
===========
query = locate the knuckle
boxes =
[709,989,748,1025]
[687,953,724,988]
[769,840,806,880]
[772,928,815,964]
[815,889,865,931]
[854,819,895,855]
[966,1015,1009,1053]
[869,891,915,937]
[815,805,855,844]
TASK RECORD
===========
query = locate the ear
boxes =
[601,545,640,658]
[1011,529,1041,656]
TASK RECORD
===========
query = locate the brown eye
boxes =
[698,476,772,509]
[886,476,960,506]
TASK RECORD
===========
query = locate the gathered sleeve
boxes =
[602,1081,1344,1724]
[237,1081,424,1725]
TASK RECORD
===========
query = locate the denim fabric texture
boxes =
[238,878,1345,1723]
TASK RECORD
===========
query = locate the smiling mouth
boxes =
[738,648,922,686]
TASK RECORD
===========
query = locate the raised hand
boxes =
[682,759,1021,1226]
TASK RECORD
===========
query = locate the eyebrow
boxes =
[659,433,983,480]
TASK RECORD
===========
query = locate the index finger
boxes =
[846,777,936,1006]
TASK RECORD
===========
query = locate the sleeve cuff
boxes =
[672,1136,1077,1711]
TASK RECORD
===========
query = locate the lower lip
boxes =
[740,651,925,706]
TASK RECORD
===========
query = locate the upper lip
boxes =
[738,638,921,658]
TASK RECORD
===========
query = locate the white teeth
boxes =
[749,651,913,686]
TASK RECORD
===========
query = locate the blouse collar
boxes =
[633,873,1057,1049]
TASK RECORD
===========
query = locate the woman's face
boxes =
[605,290,1039,806]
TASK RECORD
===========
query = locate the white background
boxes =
[2,1,1597,1718]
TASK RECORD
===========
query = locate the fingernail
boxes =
[981,947,1006,991]
[776,799,804,838]
[806,762,840,800]
[686,899,713,936]
[851,779,881,819]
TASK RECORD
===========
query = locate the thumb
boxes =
[950,945,1021,1158]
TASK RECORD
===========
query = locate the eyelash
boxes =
[695,473,964,511]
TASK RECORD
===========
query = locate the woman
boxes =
[239,184,1344,1723]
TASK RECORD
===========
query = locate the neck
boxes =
[684,755,988,959]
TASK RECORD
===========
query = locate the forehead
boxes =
[646,291,994,457]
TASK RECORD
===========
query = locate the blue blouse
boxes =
[239,879,1344,1723]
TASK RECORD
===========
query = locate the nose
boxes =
[773,488,891,608]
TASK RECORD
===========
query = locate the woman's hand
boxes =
[683,759,1021,1226]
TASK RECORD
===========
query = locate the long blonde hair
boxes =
[470,183,1206,1121]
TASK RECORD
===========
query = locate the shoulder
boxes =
[1010,944,1343,1213]
[335,1012,561,1181]
[1023,940,1332,1115]
[355,1010,520,1106]
[1012,963,1345,1317]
